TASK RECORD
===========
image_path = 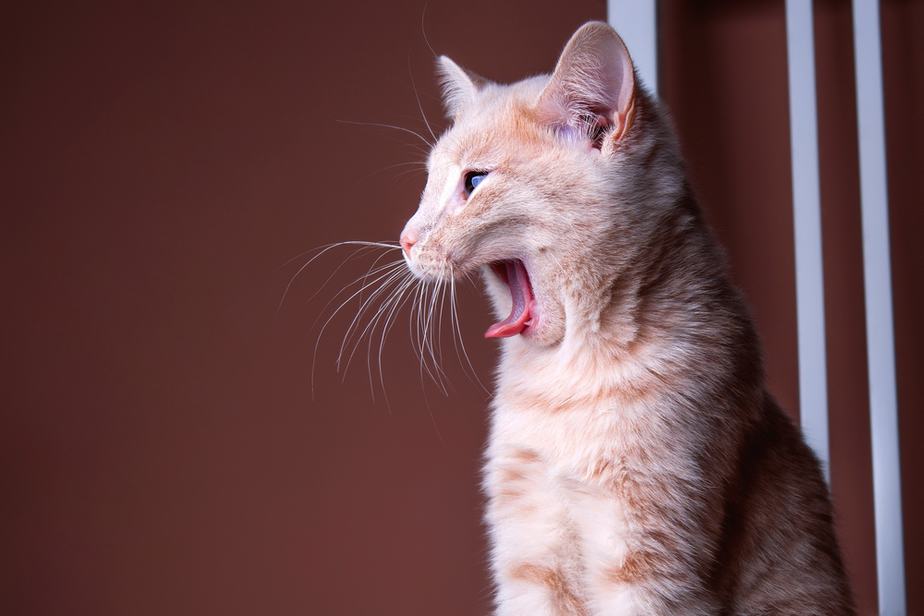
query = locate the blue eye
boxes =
[464,171,488,196]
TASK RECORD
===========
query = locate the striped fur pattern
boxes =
[400,22,854,615]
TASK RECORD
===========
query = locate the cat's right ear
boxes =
[537,22,636,144]
[436,56,484,119]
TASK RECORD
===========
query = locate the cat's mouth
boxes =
[485,259,535,338]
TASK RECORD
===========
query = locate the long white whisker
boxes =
[307,259,406,336]
[450,271,488,393]
[355,271,417,398]
[436,277,447,367]
[348,249,406,319]
[434,278,453,392]
[376,275,418,407]
[408,59,438,143]
[308,253,404,310]
[339,268,412,375]
[302,245,379,305]
[296,236,497,405]
[278,241,400,310]
[360,160,428,183]
[413,281,441,390]
[348,271,414,397]
[337,119,434,148]
[279,240,400,269]
[311,262,411,395]
[390,167,430,182]
[337,266,409,370]
[422,279,449,395]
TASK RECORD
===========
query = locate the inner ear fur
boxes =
[537,21,637,144]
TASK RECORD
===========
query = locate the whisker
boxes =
[338,267,410,374]
[423,278,450,395]
[450,269,489,393]
[420,2,437,59]
[360,160,428,183]
[408,58,438,144]
[352,271,417,396]
[304,248,399,307]
[307,259,406,336]
[390,167,430,182]
[375,275,418,408]
[294,236,490,404]
[337,119,434,148]
[336,265,409,370]
[311,262,410,395]
[280,239,400,269]
[412,281,443,392]
[436,277,447,368]
[278,240,400,310]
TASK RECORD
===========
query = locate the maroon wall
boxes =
[3,2,601,614]
[3,1,920,614]
[882,3,924,614]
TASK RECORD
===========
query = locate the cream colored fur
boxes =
[400,22,853,616]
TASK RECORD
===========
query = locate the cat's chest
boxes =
[484,395,641,570]
[487,392,642,481]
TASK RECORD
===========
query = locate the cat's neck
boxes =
[499,188,761,406]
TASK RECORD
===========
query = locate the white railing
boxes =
[607,0,659,96]
[785,0,831,483]
[851,0,906,613]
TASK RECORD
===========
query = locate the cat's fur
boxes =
[400,22,854,615]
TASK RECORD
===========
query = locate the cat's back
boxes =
[714,394,855,615]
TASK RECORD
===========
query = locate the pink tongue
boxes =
[485,260,533,339]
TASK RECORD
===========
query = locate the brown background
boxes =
[3,1,920,614]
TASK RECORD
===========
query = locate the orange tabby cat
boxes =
[400,22,854,615]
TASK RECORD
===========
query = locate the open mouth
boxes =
[485,259,535,339]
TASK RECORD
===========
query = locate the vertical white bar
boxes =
[785,0,830,481]
[852,0,906,612]
[607,0,659,97]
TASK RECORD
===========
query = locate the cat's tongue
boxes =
[485,260,533,339]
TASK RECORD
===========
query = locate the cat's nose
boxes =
[400,229,418,256]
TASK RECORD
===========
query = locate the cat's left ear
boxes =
[436,56,487,119]
[537,22,636,145]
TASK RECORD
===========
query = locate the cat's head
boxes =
[400,22,682,347]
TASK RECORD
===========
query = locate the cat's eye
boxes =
[464,171,489,197]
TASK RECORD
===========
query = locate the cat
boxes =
[398,21,854,615]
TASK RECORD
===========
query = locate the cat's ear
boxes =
[537,22,636,144]
[436,56,486,119]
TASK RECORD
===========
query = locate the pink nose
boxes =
[400,229,418,256]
